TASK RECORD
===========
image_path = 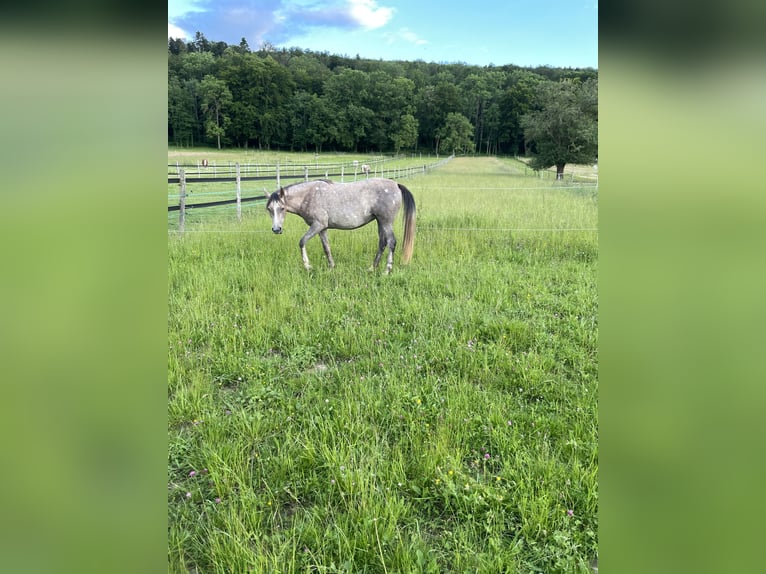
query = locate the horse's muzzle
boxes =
[272,227,282,234]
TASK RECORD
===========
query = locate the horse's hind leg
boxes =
[371,221,388,271]
[318,229,335,268]
[384,227,397,274]
[372,222,396,274]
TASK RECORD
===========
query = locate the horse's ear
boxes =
[278,187,285,200]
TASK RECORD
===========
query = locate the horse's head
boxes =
[265,188,286,234]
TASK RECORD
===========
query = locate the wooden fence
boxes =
[168,156,453,232]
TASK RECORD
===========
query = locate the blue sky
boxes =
[168,0,597,69]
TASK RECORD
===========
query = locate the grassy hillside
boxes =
[168,155,598,572]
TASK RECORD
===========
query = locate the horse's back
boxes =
[319,178,401,228]
[327,178,401,207]
[352,177,401,203]
[354,178,402,216]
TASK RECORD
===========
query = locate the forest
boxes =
[168,32,598,157]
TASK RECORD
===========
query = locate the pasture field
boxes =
[168,155,598,572]
[167,150,594,212]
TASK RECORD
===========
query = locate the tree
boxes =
[199,75,232,149]
[192,31,210,53]
[168,37,187,56]
[460,71,505,154]
[416,71,462,152]
[211,41,228,57]
[227,101,258,148]
[390,114,419,154]
[521,79,598,179]
[363,73,416,151]
[498,70,546,155]
[323,68,374,151]
[168,74,196,146]
[218,53,294,149]
[165,33,597,154]
[287,54,331,93]
[180,51,217,81]
[436,112,475,156]
[338,104,374,152]
[307,95,337,153]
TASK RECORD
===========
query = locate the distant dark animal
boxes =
[266,178,416,273]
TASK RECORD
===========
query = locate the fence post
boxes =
[276,162,281,189]
[178,169,186,233]
[236,162,242,222]
[304,165,309,181]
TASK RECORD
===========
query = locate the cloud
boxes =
[348,0,394,30]
[168,22,190,40]
[398,28,428,46]
[277,0,394,33]
[167,0,397,48]
[168,0,208,20]
[384,27,428,47]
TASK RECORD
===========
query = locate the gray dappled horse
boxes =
[266,178,416,273]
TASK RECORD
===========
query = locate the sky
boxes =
[168,0,598,69]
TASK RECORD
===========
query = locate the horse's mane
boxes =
[282,178,333,192]
[270,179,335,204]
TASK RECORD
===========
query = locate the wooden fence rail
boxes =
[169,157,453,231]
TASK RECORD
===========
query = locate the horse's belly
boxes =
[328,212,374,229]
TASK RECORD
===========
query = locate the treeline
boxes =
[168,33,597,155]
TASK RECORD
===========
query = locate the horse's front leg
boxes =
[318,229,335,268]
[299,223,324,270]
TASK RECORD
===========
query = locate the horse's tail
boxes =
[398,183,416,264]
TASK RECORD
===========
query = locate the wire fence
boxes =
[167,154,443,182]
[167,156,454,231]
[167,156,598,235]
[168,227,598,234]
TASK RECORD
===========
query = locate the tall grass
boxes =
[168,156,598,572]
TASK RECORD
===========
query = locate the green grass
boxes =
[168,156,598,573]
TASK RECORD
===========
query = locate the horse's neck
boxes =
[283,185,312,212]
